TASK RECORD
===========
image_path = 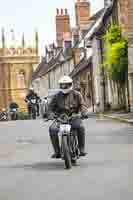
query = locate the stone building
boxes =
[102,0,133,110]
[70,58,93,108]
[71,7,104,111]
[0,30,40,111]
[120,0,133,110]
[31,0,104,109]
[32,47,74,98]
[82,0,133,112]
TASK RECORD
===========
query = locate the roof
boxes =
[70,56,92,78]
[75,8,105,48]
[43,49,73,75]
[32,60,48,81]
[89,8,104,21]
[32,48,73,81]
[84,3,114,40]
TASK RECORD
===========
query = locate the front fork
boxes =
[61,135,70,159]
[61,133,79,160]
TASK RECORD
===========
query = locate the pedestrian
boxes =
[41,97,49,118]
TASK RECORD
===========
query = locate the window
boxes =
[17,70,26,89]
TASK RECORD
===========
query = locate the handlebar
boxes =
[44,113,82,123]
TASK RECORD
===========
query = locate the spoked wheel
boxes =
[32,112,36,119]
[71,158,77,166]
[32,108,36,119]
[62,136,72,169]
[70,133,79,166]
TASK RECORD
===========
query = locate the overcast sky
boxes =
[0,0,104,55]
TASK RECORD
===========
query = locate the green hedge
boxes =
[17,112,30,120]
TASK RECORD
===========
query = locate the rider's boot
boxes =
[77,129,87,157]
[50,135,61,159]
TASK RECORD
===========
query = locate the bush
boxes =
[17,112,30,120]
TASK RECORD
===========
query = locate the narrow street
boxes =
[0,117,132,200]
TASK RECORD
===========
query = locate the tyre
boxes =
[32,111,36,119]
[62,136,72,169]
[71,135,78,166]
[14,113,17,120]
[71,158,77,166]
[11,113,14,120]
[32,107,36,119]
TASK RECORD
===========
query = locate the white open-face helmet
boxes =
[58,76,73,94]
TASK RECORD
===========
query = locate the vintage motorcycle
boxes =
[47,113,82,169]
[0,109,8,121]
[28,98,37,119]
[10,108,18,120]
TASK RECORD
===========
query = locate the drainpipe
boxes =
[99,37,106,112]
[90,63,95,112]
[127,74,131,112]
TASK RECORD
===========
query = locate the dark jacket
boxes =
[9,102,19,109]
[25,92,40,103]
[48,90,88,116]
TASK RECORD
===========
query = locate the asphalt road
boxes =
[0,117,132,200]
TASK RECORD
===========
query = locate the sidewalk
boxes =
[102,112,133,125]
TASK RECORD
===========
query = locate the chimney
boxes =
[1,28,5,49]
[61,8,64,15]
[65,8,68,15]
[35,30,39,55]
[75,0,91,31]
[56,8,59,15]
[56,8,71,47]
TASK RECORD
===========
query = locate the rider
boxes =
[25,88,41,116]
[48,76,89,158]
[41,97,48,118]
[9,101,19,111]
[9,101,19,120]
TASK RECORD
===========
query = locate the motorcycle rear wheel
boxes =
[32,109,36,119]
[71,158,77,166]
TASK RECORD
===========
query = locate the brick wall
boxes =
[118,0,133,41]
[75,0,90,31]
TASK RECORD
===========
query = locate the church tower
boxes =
[0,30,40,111]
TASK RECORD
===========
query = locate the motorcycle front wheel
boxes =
[32,108,36,119]
[62,136,72,169]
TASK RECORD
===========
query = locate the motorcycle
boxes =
[47,113,82,169]
[10,108,18,120]
[0,109,8,121]
[28,98,37,119]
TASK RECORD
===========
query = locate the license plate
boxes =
[59,124,71,135]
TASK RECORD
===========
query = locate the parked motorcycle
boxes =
[10,108,18,120]
[0,109,8,121]
[28,98,37,119]
[47,113,82,169]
